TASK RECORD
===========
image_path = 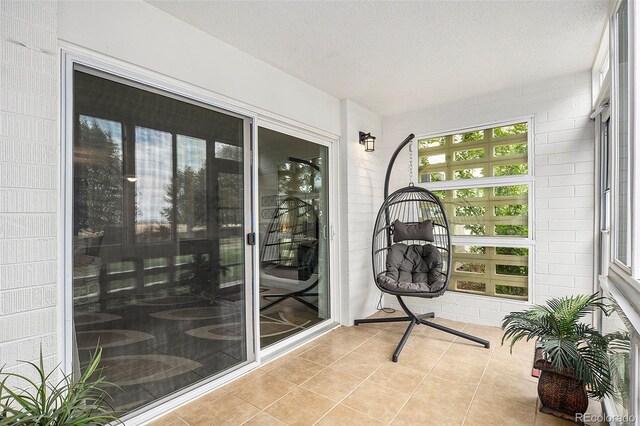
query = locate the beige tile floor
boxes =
[148,312,604,426]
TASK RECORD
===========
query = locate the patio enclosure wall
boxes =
[384,72,596,326]
[0,0,611,418]
[0,0,60,380]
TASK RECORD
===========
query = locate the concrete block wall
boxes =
[0,0,59,376]
[383,71,596,326]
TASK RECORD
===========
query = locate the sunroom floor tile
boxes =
[151,312,604,426]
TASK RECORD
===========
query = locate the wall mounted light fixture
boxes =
[359,131,376,152]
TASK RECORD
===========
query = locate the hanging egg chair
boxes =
[354,134,490,362]
[260,196,319,312]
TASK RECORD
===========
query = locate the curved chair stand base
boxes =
[260,279,319,313]
[354,296,490,362]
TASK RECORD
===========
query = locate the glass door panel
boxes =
[258,127,330,348]
[72,69,251,415]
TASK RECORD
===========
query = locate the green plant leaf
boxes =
[501,292,617,399]
[0,345,120,425]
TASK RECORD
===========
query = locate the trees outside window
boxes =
[418,121,532,300]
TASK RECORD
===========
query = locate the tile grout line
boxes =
[462,352,493,425]
[308,322,438,425]
[386,327,459,425]
[310,326,396,425]
[231,336,341,424]
[459,325,495,425]
[241,326,384,425]
[172,320,515,426]
[460,328,540,424]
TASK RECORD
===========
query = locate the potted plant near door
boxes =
[0,347,119,425]
[501,293,628,423]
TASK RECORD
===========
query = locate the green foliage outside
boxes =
[455,188,483,198]
[494,163,528,176]
[495,142,527,156]
[495,285,527,297]
[455,168,484,179]
[429,172,445,182]
[496,264,528,276]
[496,247,528,256]
[418,136,445,149]
[162,165,206,229]
[496,224,528,237]
[495,185,528,196]
[278,158,321,196]
[162,143,243,229]
[432,190,446,200]
[454,130,484,143]
[467,246,486,254]
[75,119,123,233]
[454,148,485,162]
[493,122,527,137]
[455,205,485,217]
[458,223,485,236]
[421,123,530,299]
[495,204,528,216]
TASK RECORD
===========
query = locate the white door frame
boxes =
[58,45,342,424]
[60,48,260,424]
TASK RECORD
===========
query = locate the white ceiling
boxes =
[146,0,609,117]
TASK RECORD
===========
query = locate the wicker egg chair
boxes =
[354,134,490,362]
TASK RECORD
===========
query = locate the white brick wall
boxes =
[0,0,59,376]
[339,99,385,324]
[383,71,595,326]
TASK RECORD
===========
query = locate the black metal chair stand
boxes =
[355,295,490,362]
[261,279,319,312]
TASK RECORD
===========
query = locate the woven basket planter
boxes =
[534,347,588,424]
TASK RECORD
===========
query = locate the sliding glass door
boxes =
[257,127,330,348]
[71,68,253,414]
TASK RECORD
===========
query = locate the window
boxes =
[418,121,532,300]
[614,0,631,269]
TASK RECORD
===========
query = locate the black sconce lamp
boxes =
[359,131,376,152]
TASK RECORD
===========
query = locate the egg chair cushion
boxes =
[377,243,446,293]
[392,219,434,243]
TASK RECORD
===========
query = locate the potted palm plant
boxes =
[501,293,626,423]
[0,347,119,425]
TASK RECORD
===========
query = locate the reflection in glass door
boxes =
[71,68,252,415]
[258,127,330,348]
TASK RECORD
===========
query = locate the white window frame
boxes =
[601,1,640,423]
[415,116,535,304]
[593,22,611,109]
[609,0,637,279]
